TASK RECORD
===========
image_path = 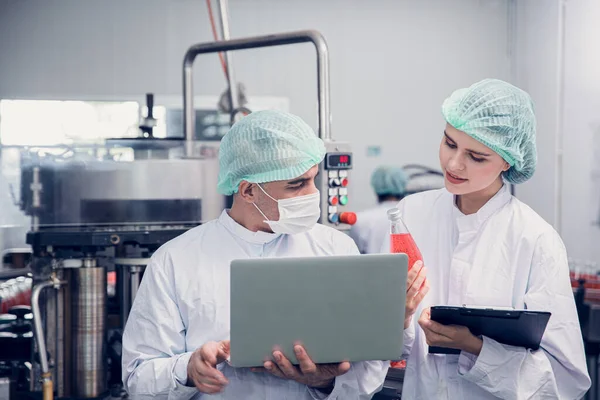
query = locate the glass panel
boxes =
[0,100,223,240]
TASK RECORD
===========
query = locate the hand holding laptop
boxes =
[252,344,351,389]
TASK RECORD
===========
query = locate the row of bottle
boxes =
[569,259,600,289]
[0,276,32,314]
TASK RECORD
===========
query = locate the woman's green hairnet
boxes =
[442,78,537,184]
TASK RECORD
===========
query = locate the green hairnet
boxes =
[371,166,408,196]
[217,110,326,195]
[441,78,537,184]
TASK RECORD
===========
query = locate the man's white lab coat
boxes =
[123,210,388,399]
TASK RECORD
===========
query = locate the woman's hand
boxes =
[405,261,430,329]
[418,308,483,355]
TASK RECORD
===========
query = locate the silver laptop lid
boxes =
[230,253,408,367]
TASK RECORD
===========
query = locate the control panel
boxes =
[318,141,357,230]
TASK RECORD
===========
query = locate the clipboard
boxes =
[429,306,551,354]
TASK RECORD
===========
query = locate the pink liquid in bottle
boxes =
[387,208,425,293]
[390,233,423,271]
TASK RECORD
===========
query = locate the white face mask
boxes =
[253,184,321,235]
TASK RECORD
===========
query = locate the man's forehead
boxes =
[268,165,319,185]
[293,166,319,179]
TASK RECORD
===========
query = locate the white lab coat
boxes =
[348,201,398,254]
[386,185,591,400]
[122,210,388,400]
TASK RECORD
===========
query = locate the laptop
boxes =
[229,253,408,368]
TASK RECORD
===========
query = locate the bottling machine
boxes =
[0,27,357,400]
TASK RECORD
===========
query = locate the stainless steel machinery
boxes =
[0,26,358,400]
[22,145,213,400]
[10,101,223,398]
[19,153,222,227]
[182,30,357,230]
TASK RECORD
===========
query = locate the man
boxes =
[349,166,408,254]
[122,110,428,399]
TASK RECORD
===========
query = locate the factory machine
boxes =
[182,30,357,230]
[0,28,357,400]
[4,130,222,400]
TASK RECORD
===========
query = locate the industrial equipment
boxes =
[0,25,358,399]
[183,30,356,230]
[20,144,214,400]
[0,91,223,399]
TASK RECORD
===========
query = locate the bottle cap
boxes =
[387,207,402,221]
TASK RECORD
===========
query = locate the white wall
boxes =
[3,1,597,263]
[513,0,560,226]
[515,0,600,262]
[561,0,600,263]
[0,0,511,212]
[0,0,509,209]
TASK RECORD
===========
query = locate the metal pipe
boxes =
[31,167,41,231]
[32,278,66,400]
[116,258,148,327]
[83,257,97,268]
[42,374,52,400]
[216,0,238,112]
[507,0,518,199]
[72,261,106,398]
[56,270,70,398]
[32,281,55,377]
[183,30,331,156]
[553,0,567,234]
[130,266,142,303]
[116,266,130,329]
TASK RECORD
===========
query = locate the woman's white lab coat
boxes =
[394,185,590,399]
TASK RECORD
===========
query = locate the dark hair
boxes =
[377,194,404,203]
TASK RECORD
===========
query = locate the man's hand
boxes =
[186,340,230,394]
[405,261,429,329]
[418,308,483,355]
[252,345,350,389]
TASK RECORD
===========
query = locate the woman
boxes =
[396,79,590,399]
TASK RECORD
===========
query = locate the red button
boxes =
[341,178,349,187]
[328,196,339,206]
[339,212,357,225]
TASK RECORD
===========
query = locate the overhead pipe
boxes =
[216,0,238,112]
[183,29,331,157]
[554,0,568,234]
